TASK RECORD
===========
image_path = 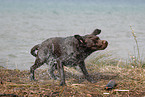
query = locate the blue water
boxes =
[0,0,145,70]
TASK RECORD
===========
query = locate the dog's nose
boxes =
[102,40,108,45]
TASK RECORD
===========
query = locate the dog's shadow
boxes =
[65,70,118,84]
[36,67,118,84]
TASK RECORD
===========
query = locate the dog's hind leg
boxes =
[49,63,57,80]
[30,58,44,81]
[57,60,66,86]
[47,58,58,80]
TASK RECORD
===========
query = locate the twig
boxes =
[114,89,129,92]
[0,94,19,97]
[59,86,65,97]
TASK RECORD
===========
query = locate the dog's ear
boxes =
[74,35,86,46]
[91,29,101,35]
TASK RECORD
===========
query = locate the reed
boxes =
[130,25,142,68]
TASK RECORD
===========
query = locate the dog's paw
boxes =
[86,78,97,83]
[30,74,37,81]
[52,77,59,80]
[30,77,37,81]
[49,76,59,80]
[89,80,97,83]
[55,77,60,80]
[59,82,66,86]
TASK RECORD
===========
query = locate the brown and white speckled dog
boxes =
[30,29,108,86]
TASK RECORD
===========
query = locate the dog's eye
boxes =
[88,36,92,38]
[92,39,97,43]
[96,37,99,40]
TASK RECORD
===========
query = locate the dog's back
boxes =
[30,29,108,86]
[38,36,77,59]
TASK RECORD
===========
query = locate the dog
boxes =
[30,29,108,86]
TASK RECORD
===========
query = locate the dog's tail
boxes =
[30,44,40,57]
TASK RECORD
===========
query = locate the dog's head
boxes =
[74,29,108,51]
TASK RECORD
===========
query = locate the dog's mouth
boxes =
[91,40,108,50]
[99,40,108,50]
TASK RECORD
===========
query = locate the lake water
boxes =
[0,0,145,70]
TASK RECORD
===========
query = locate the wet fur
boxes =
[30,29,108,86]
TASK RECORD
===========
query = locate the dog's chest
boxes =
[61,51,88,66]
[51,37,90,66]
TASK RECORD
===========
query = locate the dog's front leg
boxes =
[30,58,44,81]
[79,61,96,83]
[57,60,66,86]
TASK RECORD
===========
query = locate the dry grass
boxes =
[0,62,145,97]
